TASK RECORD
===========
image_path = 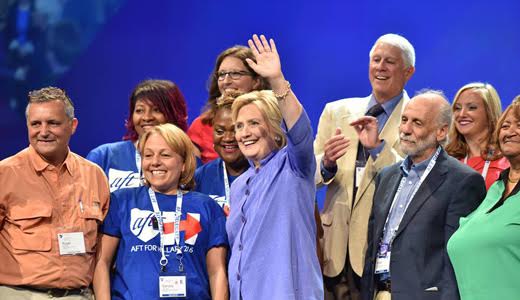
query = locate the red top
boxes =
[460,156,510,190]
[187,116,218,164]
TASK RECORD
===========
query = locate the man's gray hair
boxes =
[25,87,75,120]
[369,33,416,68]
[415,88,452,145]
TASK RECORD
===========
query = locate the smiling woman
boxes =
[187,46,270,164]
[448,96,520,300]
[446,82,509,189]
[225,35,323,299]
[93,123,229,300]
[194,91,249,216]
[86,79,190,193]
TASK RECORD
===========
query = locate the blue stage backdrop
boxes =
[2,0,520,161]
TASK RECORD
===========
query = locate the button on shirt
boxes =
[226,111,323,300]
[0,146,110,288]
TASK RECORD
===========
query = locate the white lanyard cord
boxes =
[135,148,144,185]
[222,161,230,206]
[382,146,442,245]
[464,155,490,180]
[148,188,183,272]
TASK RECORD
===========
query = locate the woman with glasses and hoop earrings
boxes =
[187,46,270,164]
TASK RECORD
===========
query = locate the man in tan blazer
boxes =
[315,33,416,300]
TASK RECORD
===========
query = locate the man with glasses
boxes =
[314,33,415,300]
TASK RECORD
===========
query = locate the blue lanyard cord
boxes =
[382,146,442,245]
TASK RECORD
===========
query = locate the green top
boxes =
[447,178,520,300]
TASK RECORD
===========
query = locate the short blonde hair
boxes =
[139,123,197,190]
[446,82,503,160]
[231,90,286,149]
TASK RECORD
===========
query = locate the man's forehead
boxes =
[27,101,68,120]
[404,98,437,119]
[372,42,402,57]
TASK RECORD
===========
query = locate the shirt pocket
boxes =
[80,201,104,253]
[9,202,53,251]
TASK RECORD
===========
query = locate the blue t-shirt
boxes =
[87,141,141,193]
[102,187,228,299]
[194,158,238,216]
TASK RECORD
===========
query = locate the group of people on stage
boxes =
[0,32,518,300]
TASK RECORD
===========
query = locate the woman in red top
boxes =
[188,46,270,163]
[446,82,509,190]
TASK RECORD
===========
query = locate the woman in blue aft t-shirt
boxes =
[93,124,228,300]
[87,79,191,193]
[194,90,249,216]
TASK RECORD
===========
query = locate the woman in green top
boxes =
[447,95,520,300]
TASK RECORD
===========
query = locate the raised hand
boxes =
[350,116,381,150]
[245,34,283,82]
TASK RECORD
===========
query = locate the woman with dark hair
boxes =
[188,46,270,164]
[445,82,509,189]
[93,123,228,299]
[448,96,520,299]
[87,79,189,193]
[194,90,248,216]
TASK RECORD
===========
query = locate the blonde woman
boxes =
[93,124,228,300]
[446,82,509,189]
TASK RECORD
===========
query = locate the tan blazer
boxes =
[314,92,408,277]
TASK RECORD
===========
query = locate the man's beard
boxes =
[399,132,438,158]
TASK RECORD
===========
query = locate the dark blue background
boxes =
[2,0,520,159]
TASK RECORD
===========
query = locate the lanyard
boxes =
[135,148,144,185]
[148,188,184,272]
[382,146,442,245]
[222,161,230,206]
[463,156,490,179]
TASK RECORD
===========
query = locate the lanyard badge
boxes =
[375,242,390,274]
[148,188,188,297]
[377,147,442,275]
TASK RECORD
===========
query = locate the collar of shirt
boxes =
[498,167,520,198]
[247,150,278,169]
[368,90,404,117]
[399,150,434,177]
[28,145,75,176]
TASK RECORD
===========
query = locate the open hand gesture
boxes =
[246,34,283,81]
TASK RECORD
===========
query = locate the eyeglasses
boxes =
[216,71,252,81]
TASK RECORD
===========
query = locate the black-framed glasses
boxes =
[216,71,252,81]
